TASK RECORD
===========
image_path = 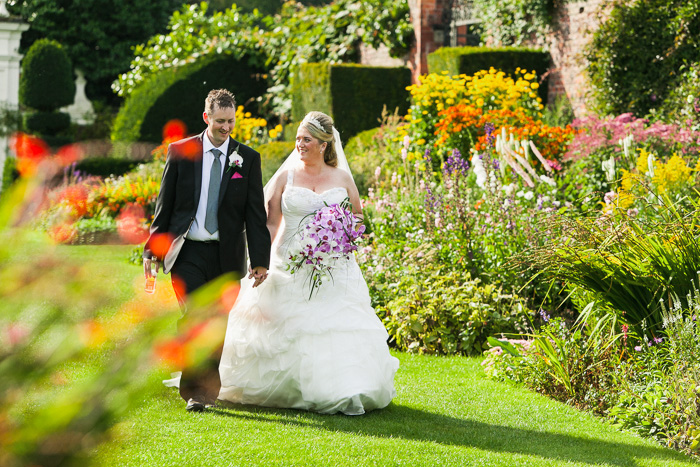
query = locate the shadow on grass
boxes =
[208,402,694,466]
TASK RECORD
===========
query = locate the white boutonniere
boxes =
[227,147,243,172]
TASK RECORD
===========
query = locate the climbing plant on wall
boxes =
[471,0,555,47]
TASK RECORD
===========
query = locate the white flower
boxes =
[524,191,534,201]
[539,175,557,187]
[471,153,487,189]
[228,151,243,169]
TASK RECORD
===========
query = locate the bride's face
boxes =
[296,127,326,162]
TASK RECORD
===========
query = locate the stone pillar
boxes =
[408,0,448,83]
[0,1,29,192]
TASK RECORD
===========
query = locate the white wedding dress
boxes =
[218,170,399,415]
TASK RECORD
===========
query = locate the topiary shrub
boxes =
[19,39,75,146]
[19,39,75,111]
[428,46,551,104]
[112,53,267,143]
[23,112,71,135]
[291,63,411,142]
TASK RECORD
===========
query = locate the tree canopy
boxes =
[9,0,183,107]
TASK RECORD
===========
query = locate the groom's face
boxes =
[203,105,236,147]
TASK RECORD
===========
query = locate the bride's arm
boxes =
[266,171,286,243]
[343,171,364,224]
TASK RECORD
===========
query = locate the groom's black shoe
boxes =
[186,398,206,412]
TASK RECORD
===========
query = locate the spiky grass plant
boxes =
[520,195,700,338]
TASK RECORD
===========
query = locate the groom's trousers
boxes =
[171,239,225,404]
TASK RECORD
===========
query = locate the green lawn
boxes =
[38,246,700,466]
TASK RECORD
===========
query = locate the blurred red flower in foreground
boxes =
[49,222,77,244]
[163,119,187,142]
[116,203,149,244]
[55,144,84,166]
[9,132,50,176]
[154,339,187,368]
[220,281,241,311]
[149,232,174,259]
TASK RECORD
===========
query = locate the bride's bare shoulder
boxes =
[272,169,289,192]
[329,166,352,183]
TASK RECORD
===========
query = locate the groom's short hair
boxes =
[205,89,237,114]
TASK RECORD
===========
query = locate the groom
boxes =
[143,88,271,412]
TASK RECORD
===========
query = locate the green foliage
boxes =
[541,95,575,128]
[471,0,554,47]
[19,38,75,112]
[1,156,19,194]
[74,157,141,178]
[112,54,266,143]
[0,103,23,138]
[291,63,411,141]
[113,3,265,99]
[585,0,700,117]
[581,295,700,456]
[14,0,182,106]
[659,62,700,130]
[427,46,551,104]
[521,203,700,338]
[377,266,532,356]
[483,308,624,412]
[258,140,295,184]
[115,0,413,119]
[70,215,118,244]
[291,63,333,122]
[23,111,71,135]
[139,57,267,143]
[0,173,181,465]
[224,0,281,15]
[345,127,380,195]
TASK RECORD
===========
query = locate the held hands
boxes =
[249,265,269,288]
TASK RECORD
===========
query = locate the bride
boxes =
[217,111,399,415]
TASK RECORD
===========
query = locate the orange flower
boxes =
[154,339,187,368]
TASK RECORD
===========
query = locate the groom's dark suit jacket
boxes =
[143,131,271,278]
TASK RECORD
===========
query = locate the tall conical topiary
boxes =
[19,39,75,146]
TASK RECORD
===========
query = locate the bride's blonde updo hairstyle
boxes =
[300,111,337,167]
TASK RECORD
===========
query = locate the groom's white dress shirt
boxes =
[186,133,229,242]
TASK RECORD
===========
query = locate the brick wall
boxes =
[544,0,613,117]
[407,0,449,82]
[364,0,614,118]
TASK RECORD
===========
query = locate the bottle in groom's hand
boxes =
[145,256,158,294]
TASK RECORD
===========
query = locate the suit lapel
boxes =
[218,137,240,207]
[193,133,204,207]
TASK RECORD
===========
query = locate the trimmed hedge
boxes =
[74,158,141,178]
[258,140,295,185]
[291,63,411,142]
[345,127,380,195]
[24,112,71,135]
[19,39,75,112]
[428,46,551,104]
[112,53,267,143]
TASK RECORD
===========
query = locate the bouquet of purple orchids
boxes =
[287,198,365,298]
